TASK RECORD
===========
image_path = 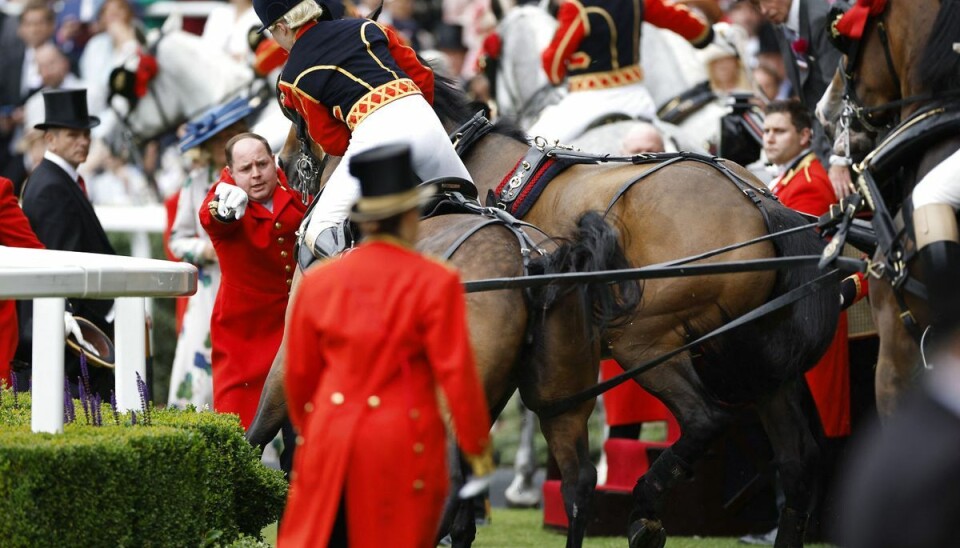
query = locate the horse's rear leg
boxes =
[756,378,821,548]
[539,401,597,548]
[625,356,736,548]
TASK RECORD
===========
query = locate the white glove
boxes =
[215,182,249,220]
[64,312,100,357]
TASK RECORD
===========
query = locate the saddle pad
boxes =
[492,156,573,219]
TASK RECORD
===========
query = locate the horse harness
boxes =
[450,112,779,232]
[850,103,960,341]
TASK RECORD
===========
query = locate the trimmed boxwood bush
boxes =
[0,388,286,547]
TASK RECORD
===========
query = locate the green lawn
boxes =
[262,509,835,547]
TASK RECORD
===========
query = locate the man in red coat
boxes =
[280,143,493,547]
[764,99,849,438]
[199,133,306,429]
[0,177,44,385]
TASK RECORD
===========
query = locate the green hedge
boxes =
[0,389,287,547]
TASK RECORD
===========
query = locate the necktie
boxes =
[77,175,88,197]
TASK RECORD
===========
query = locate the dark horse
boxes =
[246,204,640,544]
[430,74,839,548]
[825,0,960,418]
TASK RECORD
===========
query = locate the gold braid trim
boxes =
[568,64,644,92]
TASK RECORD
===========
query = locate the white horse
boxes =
[492,6,733,153]
[492,4,565,129]
[101,15,290,152]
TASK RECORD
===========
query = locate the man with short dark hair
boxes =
[19,88,115,398]
[199,132,306,429]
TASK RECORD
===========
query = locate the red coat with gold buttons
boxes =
[0,177,44,384]
[199,168,306,429]
[279,238,491,548]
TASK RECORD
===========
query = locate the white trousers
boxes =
[302,94,472,246]
[913,147,960,210]
[528,81,657,145]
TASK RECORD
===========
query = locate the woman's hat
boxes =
[34,89,100,130]
[178,96,255,152]
[349,143,434,222]
[66,317,116,369]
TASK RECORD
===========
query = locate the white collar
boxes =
[786,0,801,37]
[44,150,80,183]
[774,148,811,176]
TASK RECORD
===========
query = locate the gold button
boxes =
[286,278,292,286]
[296,435,305,446]
[304,402,314,413]
[277,237,285,244]
[413,442,424,454]
[367,395,380,408]
[275,222,282,230]
[413,479,424,490]
[281,250,289,258]
[285,265,292,272]
[409,409,420,420]
[331,392,345,405]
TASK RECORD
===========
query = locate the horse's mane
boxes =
[918,0,960,93]
[432,73,527,143]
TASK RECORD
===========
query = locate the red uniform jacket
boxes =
[199,169,306,429]
[0,177,44,384]
[601,359,671,426]
[772,152,849,437]
[542,0,711,89]
[280,238,491,547]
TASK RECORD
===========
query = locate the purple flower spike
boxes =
[130,410,137,426]
[78,382,90,425]
[110,390,120,426]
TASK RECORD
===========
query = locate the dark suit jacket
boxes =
[776,0,845,161]
[17,158,116,394]
[0,11,24,110]
[837,380,960,548]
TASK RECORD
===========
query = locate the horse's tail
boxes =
[530,211,641,331]
[919,0,960,92]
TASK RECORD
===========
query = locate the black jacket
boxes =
[17,157,115,395]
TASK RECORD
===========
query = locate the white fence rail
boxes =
[0,246,196,433]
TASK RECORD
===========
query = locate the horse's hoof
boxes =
[627,518,666,548]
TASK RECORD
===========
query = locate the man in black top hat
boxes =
[17,88,115,398]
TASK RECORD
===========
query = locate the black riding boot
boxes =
[920,239,960,331]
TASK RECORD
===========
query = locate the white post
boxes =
[31,298,65,434]
[114,297,146,412]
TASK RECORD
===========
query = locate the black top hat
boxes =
[34,89,100,130]
[349,143,434,222]
[435,24,466,51]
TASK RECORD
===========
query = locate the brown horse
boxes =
[431,76,838,548]
[829,0,960,418]
[246,205,639,546]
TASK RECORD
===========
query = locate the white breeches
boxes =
[913,147,960,210]
[527,82,657,145]
[302,94,471,245]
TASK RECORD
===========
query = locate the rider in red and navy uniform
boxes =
[531,0,717,143]
[252,0,471,259]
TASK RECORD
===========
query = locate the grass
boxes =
[262,509,836,547]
